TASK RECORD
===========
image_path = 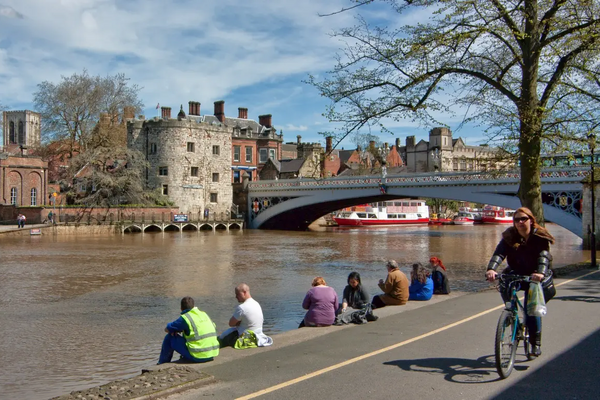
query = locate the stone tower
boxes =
[2,110,42,153]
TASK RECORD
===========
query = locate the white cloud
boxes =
[0,4,24,19]
[283,124,308,132]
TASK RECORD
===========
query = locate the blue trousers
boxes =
[158,334,214,365]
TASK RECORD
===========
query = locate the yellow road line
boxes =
[236,269,598,399]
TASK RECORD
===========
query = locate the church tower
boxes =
[2,110,42,153]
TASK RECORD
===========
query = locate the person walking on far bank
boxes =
[17,214,26,228]
[158,296,219,365]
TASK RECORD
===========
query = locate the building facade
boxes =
[0,151,49,206]
[127,107,232,216]
[401,127,502,173]
[2,110,42,153]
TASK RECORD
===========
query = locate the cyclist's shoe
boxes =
[529,344,542,358]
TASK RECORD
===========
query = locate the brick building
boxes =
[0,150,49,206]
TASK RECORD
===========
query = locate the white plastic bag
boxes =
[527,282,547,317]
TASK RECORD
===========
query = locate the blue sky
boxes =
[0,0,486,150]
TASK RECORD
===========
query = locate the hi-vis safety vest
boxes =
[181,307,220,359]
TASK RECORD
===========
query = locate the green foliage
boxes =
[426,198,460,215]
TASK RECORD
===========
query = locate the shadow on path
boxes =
[491,327,600,400]
[383,354,531,384]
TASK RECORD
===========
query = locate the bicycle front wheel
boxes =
[495,310,518,378]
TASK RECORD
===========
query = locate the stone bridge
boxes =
[247,167,589,237]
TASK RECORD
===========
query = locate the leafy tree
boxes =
[309,0,600,223]
[426,198,460,215]
[33,69,143,156]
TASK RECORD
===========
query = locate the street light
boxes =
[588,133,597,269]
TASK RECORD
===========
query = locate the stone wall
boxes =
[128,118,233,216]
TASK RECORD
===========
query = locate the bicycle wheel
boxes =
[495,310,518,378]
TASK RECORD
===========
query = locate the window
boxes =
[269,148,276,160]
[10,187,17,205]
[233,146,241,162]
[460,161,467,170]
[150,143,157,154]
[158,167,168,176]
[259,148,268,163]
[233,171,241,183]
[210,193,218,203]
[212,173,219,182]
[9,122,15,144]
[18,121,24,144]
[245,147,252,163]
[162,185,169,195]
[212,145,220,155]
[191,167,198,177]
[31,188,37,206]
[187,142,195,152]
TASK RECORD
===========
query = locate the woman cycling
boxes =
[485,207,554,358]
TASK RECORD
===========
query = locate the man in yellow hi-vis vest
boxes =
[158,296,220,364]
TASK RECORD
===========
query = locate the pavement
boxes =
[159,267,599,400]
[0,223,49,234]
[50,265,600,400]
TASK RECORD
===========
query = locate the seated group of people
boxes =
[158,283,272,365]
[300,257,451,328]
[157,257,451,365]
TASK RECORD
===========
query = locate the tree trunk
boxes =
[518,115,545,225]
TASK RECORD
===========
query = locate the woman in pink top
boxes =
[300,277,338,328]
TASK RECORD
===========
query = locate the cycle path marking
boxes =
[236,269,599,400]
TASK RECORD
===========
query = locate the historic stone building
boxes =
[401,127,502,173]
[127,106,233,216]
[2,110,42,153]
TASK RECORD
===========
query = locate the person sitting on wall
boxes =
[158,296,219,365]
[408,263,434,301]
[371,260,409,309]
[300,277,338,328]
[430,256,451,294]
[218,283,273,349]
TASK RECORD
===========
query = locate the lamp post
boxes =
[588,133,597,269]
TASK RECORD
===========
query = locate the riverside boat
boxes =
[334,200,429,226]
[481,206,515,224]
[452,207,483,225]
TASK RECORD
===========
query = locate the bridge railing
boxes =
[249,167,590,190]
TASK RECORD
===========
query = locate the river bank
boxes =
[49,261,596,400]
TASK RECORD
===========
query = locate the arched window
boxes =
[18,121,25,144]
[9,121,16,144]
[31,188,37,206]
[10,188,17,205]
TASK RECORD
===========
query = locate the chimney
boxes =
[395,138,400,148]
[384,142,389,150]
[369,140,376,150]
[123,106,135,120]
[161,107,171,119]
[258,114,272,128]
[297,135,302,144]
[189,101,195,116]
[326,136,332,153]
[20,145,28,156]
[99,112,110,125]
[238,107,248,119]
[214,100,225,123]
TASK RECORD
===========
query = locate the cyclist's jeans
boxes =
[524,289,542,344]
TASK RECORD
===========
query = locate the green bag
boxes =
[527,282,547,317]
[234,330,259,349]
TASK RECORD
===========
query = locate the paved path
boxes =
[0,223,48,233]
[163,269,599,400]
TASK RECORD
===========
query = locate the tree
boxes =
[309,0,600,223]
[33,70,143,156]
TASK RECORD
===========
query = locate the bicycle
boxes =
[494,274,535,379]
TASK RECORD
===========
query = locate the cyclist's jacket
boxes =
[487,227,553,276]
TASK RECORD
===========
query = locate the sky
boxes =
[0,0,487,150]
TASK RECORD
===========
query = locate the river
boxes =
[0,223,587,399]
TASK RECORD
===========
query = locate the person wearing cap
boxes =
[371,260,409,309]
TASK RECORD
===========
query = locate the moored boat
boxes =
[452,207,483,225]
[481,206,515,224]
[334,200,429,226]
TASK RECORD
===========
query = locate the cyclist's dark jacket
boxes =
[488,227,552,276]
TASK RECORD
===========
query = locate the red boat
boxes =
[481,206,515,224]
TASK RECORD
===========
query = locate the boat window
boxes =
[340,213,351,217]
[506,211,514,217]
[368,213,377,218]
[402,202,409,206]
[410,202,417,206]
[388,214,397,218]
[394,202,402,206]
[356,213,367,218]
[399,214,406,218]
[417,214,422,217]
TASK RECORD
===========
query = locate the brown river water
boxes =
[0,224,587,399]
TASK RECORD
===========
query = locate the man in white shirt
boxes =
[218,283,264,348]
